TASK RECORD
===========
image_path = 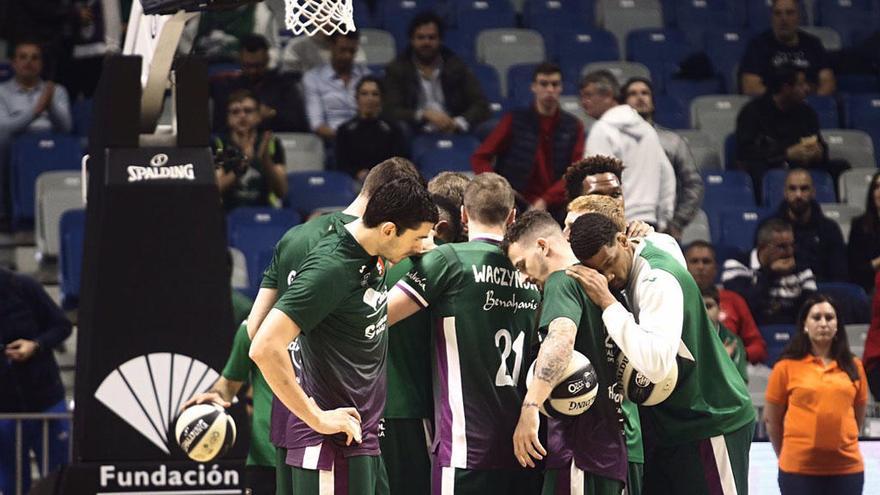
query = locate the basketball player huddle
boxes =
[244,156,755,495]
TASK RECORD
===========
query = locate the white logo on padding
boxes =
[94,353,222,455]
[150,153,169,167]
[127,154,195,183]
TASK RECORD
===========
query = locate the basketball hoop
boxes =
[285,0,356,36]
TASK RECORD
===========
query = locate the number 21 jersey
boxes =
[396,236,541,470]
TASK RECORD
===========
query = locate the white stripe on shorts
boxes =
[422,418,434,456]
[442,466,455,495]
[710,434,738,495]
[302,442,323,470]
[570,461,584,495]
[319,461,335,495]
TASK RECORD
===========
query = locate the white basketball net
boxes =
[285,0,356,36]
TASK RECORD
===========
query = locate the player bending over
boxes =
[567,213,754,495]
[503,210,628,495]
[250,178,437,495]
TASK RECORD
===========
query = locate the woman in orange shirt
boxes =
[764,294,868,494]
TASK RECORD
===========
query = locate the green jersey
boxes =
[222,323,273,467]
[274,221,388,466]
[396,236,541,470]
[539,271,628,483]
[261,211,358,292]
[617,241,755,446]
[261,211,358,448]
[384,257,433,419]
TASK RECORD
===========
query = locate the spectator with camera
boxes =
[213,89,288,211]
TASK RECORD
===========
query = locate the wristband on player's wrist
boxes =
[522,401,540,409]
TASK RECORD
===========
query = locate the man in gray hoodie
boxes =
[581,70,676,231]
[621,77,704,241]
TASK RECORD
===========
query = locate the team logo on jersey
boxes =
[94,353,222,455]
[376,259,385,276]
[362,288,387,311]
[287,270,297,286]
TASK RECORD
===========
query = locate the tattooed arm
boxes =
[512,317,577,468]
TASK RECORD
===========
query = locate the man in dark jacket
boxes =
[471,62,584,216]
[382,12,490,134]
[0,268,72,495]
[761,168,848,283]
[211,34,309,134]
[734,64,845,192]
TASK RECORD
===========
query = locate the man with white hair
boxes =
[580,70,675,231]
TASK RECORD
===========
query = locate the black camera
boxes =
[214,147,247,177]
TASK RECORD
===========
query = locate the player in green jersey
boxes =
[250,178,438,495]
[502,210,628,495]
[386,174,543,495]
[567,213,755,495]
[382,171,471,495]
[243,157,422,493]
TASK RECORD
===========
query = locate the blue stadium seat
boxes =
[844,93,880,130]
[227,207,302,297]
[814,0,876,47]
[207,62,240,78]
[817,282,872,324]
[471,64,505,116]
[703,30,748,92]
[625,28,696,82]
[761,168,837,206]
[673,0,747,47]
[805,94,840,128]
[72,99,93,137]
[664,78,724,108]
[443,28,477,65]
[554,29,620,76]
[723,133,737,169]
[59,208,86,310]
[381,0,441,50]
[718,206,773,254]
[760,324,795,365]
[653,94,689,129]
[522,0,595,33]
[286,171,359,217]
[506,63,540,107]
[845,93,880,154]
[701,170,755,193]
[455,0,516,45]
[9,133,83,230]
[412,134,480,177]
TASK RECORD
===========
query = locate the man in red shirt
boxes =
[685,240,768,363]
[471,62,584,216]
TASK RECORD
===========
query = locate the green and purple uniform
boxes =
[261,212,357,445]
[396,235,542,495]
[538,271,627,495]
[606,241,755,495]
[272,220,389,495]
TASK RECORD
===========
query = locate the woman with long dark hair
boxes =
[848,170,880,292]
[764,294,867,494]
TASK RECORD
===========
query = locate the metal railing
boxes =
[0,411,73,495]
